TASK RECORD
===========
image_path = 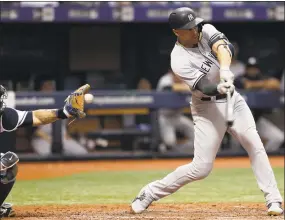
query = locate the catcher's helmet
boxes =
[168,7,203,30]
[0,85,7,115]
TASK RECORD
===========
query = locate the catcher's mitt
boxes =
[64,84,91,119]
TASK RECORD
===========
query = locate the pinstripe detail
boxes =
[208,33,228,48]
[209,32,220,42]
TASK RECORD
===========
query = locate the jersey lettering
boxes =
[201,59,214,73]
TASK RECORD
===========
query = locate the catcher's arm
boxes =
[32,84,90,126]
[32,109,59,126]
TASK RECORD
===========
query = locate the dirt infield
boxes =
[14,157,284,220]
[13,203,285,220]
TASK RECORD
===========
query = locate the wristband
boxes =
[220,67,230,71]
[57,108,68,119]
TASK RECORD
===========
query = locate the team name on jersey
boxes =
[200,59,213,73]
[199,51,218,74]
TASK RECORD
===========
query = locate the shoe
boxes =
[0,202,16,218]
[130,186,154,214]
[267,202,283,216]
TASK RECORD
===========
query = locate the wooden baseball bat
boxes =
[226,90,234,126]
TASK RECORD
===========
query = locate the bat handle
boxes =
[226,90,231,101]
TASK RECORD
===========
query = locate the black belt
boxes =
[200,94,227,101]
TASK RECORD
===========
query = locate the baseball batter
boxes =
[0,84,90,217]
[131,7,283,216]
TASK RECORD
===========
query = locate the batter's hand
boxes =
[63,84,91,119]
[217,82,235,94]
[220,68,234,84]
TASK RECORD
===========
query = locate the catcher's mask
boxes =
[0,85,7,116]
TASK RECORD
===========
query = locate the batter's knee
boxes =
[177,161,213,181]
[189,161,213,180]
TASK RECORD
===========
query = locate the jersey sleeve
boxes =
[171,56,205,90]
[202,24,229,48]
[1,107,33,132]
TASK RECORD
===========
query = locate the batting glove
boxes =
[217,82,235,95]
[220,67,234,84]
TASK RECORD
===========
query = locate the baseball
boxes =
[84,93,94,103]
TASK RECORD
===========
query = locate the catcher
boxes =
[0,84,90,218]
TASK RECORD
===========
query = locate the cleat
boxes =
[0,202,16,218]
[130,187,154,214]
[267,202,283,216]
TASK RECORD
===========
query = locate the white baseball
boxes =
[84,93,94,103]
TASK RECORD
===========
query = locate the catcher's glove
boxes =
[63,84,91,120]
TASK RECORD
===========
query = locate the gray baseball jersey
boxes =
[141,24,283,206]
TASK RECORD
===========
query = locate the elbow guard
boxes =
[208,32,229,48]
[228,43,235,58]
[209,32,234,57]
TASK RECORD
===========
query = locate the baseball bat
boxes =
[226,90,234,126]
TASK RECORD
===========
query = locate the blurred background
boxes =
[0,1,284,161]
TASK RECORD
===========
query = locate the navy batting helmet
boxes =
[168,7,204,30]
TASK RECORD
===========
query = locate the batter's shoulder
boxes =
[201,23,221,41]
[170,43,188,60]
[202,23,217,32]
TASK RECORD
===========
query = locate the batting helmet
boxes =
[168,7,204,30]
[0,85,7,116]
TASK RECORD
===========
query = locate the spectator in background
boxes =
[235,57,284,152]
[230,42,246,79]
[157,68,194,153]
[31,80,89,155]
[137,78,152,91]
[133,78,152,126]
[280,69,284,93]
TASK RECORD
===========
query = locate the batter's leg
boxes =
[158,115,176,150]
[131,103,228,213]
[228,95,283,207]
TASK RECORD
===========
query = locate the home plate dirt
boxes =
[13,203,284,220]
[14,157,284,220]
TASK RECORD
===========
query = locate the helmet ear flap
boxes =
[197,23,203,41]
[197,23,203,34]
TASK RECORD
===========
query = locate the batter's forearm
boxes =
[32,109,60,126]
[196,76,219,96]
